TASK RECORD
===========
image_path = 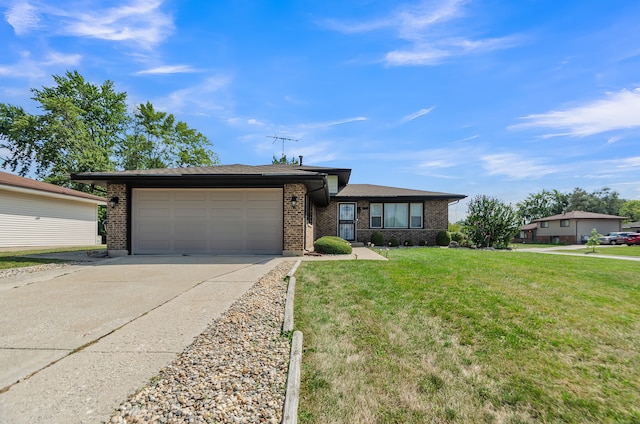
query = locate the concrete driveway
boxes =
[0,254,282,423]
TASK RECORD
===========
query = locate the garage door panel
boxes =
[133,188,283,255]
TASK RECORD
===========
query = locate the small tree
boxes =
[586,228,601,253]
[464,195,521,248]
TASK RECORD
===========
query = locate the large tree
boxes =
[119,101,217,170]
[0,70,218,194]
[464,195,521,248]
[619,200,640,222]
[566,187,623,215]
[517,189,568,223]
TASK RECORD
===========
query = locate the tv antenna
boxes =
[267,135,298,157]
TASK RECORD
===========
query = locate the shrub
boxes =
[450,231,465,243]
[404,239,414,247]
[418,239,426,246]
[388,237,400,247]
[370,231,384,246]
[314,236,353,254]
[436,230,451,246]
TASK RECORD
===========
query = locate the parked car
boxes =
[598,232,632,245]
[625,233,640,245]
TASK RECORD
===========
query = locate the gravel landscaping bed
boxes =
[0,262,79,279]
[109,260,294,424]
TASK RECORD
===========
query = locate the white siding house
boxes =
[0,171,106,248]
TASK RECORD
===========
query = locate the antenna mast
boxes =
[267,135,298,157]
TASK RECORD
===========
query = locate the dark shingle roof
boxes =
[0,170,106,203]
[532,211,625,222]
[335,184,466,200]
[74,164,321,177]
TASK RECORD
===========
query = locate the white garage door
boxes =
[132,188,283,255]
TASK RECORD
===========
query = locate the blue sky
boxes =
[2,0,640,221]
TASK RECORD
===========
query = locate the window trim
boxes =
[540,221,549,228]
[560,219,570,227]
[370,202,423,229]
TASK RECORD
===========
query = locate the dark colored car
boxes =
[598,232,632,245]
[624,233,640,245]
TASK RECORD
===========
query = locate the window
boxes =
[369,202,423,229]
[328,175,338,195]
[410,203,422,228]
[384,203,408,228]
[560,219,570,227]
[370,204,382,228]
[540,221,549,228]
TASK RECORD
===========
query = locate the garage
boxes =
[132,188,283,255]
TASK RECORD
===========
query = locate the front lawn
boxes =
[563,245,640,257]
[294,249,640,423]
[0,246,105,270]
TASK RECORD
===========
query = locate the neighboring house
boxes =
[527,211,625,244]
[0,171,106,248]
[513,223,537,244]
[622,221,640,232]
[71,164,466,256]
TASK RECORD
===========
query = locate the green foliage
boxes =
[388,237,400,247]
[314,236,353,254]
[0,70,219,195]
[418,239,426,246]
[272,154,299,164]
[517,189,568,223]
[370,231,384,246]
[436,230,451,246]
[567,187,623,216]
[450,231,466,244]
[404,239,414,247]
[464,195,521,248]
[620,200,640,222]
[586,228,602,253]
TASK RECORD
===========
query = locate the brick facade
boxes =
[315,199,449,246]
[283,183,308,256]
[106,184,128,255]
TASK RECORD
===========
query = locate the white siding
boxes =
[0,189,100,247]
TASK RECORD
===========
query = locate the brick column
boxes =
[106,184,129,256]
[283,183,306,256]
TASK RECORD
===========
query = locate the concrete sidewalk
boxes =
[0,255,282,424]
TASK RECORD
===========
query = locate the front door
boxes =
[338,203,356,241]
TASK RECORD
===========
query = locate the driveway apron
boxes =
[0,255,280,424]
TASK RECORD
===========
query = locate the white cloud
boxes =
[324,0,519,66]
[616,156,640,169]
[154,75,232,113]
[481,153,556,179]
[135,65,197,75]
[399,107,434,123]
[511,88,640,137]
[300,116,368,129]
[5,1,39,34]
[0,50,81,78]
[61,0,174,48]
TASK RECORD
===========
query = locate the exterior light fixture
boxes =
[291,195,298,208]
[108,196,119,208]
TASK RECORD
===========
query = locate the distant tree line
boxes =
[461,187,638,249]
[0,70,219,196]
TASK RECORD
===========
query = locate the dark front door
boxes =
[338,203,356,241]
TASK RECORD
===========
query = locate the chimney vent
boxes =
[299,155,303,166]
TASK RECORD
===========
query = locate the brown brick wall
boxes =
[106,184,128,252]
[283,183,307,255]
[315,199,449,246]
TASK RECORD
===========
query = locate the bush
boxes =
[370,231,384,246]
[314,236,353,254]
[404,239,414,247]
[418,239,426,246]
[450,231,465,243]
[436,230,451,246]
[388,237,400,247]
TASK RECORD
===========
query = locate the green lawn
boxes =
[562,245,640,257]
[294,249,640,423]
[0,246,105,270]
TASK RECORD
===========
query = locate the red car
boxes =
[625,233,640,245]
